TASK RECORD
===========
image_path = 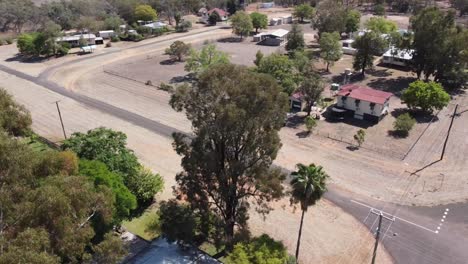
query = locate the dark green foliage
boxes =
[286,23,305,52]
[393,113,416,137]
[365,17,397,34]
[230,11,253,39]
[175,20,192,32]
[257,53,299,95]
[254,50,264,66]
[62,127,140,179]
[354,129,366,147]
[401,80,450,113]
[165,41,191,61]
[209,11,220,25]
[159,199,196,244]
[345,9,361,34]
[250,12,268,33]
[111,35,120,42]
[135,4,158,22]
[290,163,329,212]
[79,160,137,223]
[126,167,164,204]
[170,63,287,248]
[293,4,315,23]
[319,32,342,72]
[313,0,347,35]
[0,88,32,136]
[104,15,125,31]
[298,71,324,116]
[352,32,387,76]
[92,233,128,264]
[225,234,290,264]
[374,4,386,16]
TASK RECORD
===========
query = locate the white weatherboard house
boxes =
[336,84,393,122]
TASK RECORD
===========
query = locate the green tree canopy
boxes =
[250,12,268,33]
[165,40,191,61]
[225,234,291,264]
[79,160,137,224]
[297,71,325,116]
[401,80,450,113]
[134,4,158,22]
[354,129,366,147]
[230,11,253,39]
[126,167,164,204]
[313,0,347,35]
[184,44,230,73]
[393,113,416,137]
[0,88,31,136]
[62,127,140,179]
[352,32,387,76]
[170,63,287,249]
[104,15,125,31]
[257,53,298,95]
[319,31,342,72]
[345,9,361,34]
[293,4,315,23]
[365,17,397,34]
[159,199,196,244]
[286,23,305,52]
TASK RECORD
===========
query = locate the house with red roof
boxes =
[335,84,393,122]
[199,8,229,23]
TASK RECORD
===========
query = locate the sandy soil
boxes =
[0,70,394,263]
[249,198,393,264]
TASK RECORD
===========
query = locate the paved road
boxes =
[1,29,467,264]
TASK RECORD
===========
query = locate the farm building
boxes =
[382,47,414,67]
[56,34,96,47]
[334,84,393,123]
[98,30,115,39]
[143,21,167,29]
[260,2,275,8]
[269,16,293,26]
[200,8,228,23]
[254,29,289,46]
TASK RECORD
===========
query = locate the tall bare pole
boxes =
[371,212,383,264]
[55,101,67,139]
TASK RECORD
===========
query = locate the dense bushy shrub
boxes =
[393,113,416,137]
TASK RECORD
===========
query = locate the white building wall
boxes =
[337,96,386,117]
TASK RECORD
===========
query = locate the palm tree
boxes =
[290,163,329,262]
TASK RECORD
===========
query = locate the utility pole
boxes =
[55,101,67,139]
[370,209,395,264]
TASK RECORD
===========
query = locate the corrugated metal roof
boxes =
[337,84,393,104]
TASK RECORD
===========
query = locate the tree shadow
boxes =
[285,114,305,129]
[346,145,359,151]
[296,131,310,138]
[390,108,438,124]
[169,74,195,84]
[160,58,180,65]
[387,130,408,138]
[5,54,49,63]
[375,61,411,72]
[322,107,375,129]
[366,68,393,78]
[217,37,243,43]
[367,76,416,97]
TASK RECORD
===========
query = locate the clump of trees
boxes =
[286,23,305,52]
[134,4,158,22]
[365,17,397,34]
[0,88,32,136]
[401,80,450,114]
[319,32,342,72]
[184,44,230,73]
[393,113,416,137]
[225,234,294,264]
[165,41,191,61]
[170,63,288,250]
[62,127,164,206]
[352,32,387,76]
[250,12,268,33]
[257,53,299,95]
[230,11,253,40]
[293,4,315,23]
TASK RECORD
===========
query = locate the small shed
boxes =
[95,37,104,45]
[98,30,115,39]
[80,45,96,53]
[259,29,289,46]
[342,39,356,55]
[260,2,275,8]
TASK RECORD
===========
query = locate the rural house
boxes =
[200,8,228,23]
[335,84,393,122]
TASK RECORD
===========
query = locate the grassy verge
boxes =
[22,134,55,152]
[122,208,161,241]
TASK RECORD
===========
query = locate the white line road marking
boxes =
[350,200,438,234]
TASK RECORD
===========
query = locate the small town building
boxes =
[80,45,96,53]
[260,2,275,8]
[200,8,228,23]
[256,29,289,46]
[269,18,281,26]
[289,92,307,111]
[56,34,96,47]
[335,84,393,122]
[95,37,104,45]
[382,47,414,67]
[142,21,167,29]
[98,30,115,39]
[342,39,356,55]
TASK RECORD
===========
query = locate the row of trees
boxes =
[0,88,165,263]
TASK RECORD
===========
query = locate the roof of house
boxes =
[383,46,414,60]
[57,34,96,42]
[208,8,227,16]
[266,29,289,38]
[143,21,167,29]
[337,84,393,104]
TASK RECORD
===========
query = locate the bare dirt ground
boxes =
[249,198,393,264]
[0,70,394,264]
